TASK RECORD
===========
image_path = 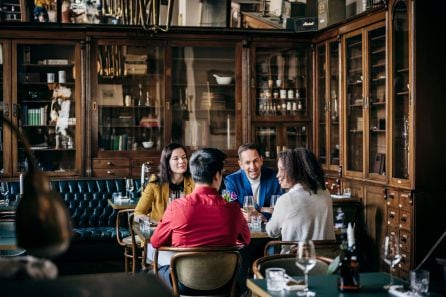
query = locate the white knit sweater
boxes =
[265,183,335,247]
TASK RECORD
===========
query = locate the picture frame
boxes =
[97,84,123,106]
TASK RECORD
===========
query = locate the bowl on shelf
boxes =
[142,141,154,149]
[213,74,233,85]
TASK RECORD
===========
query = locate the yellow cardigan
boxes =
[134,174,195,222]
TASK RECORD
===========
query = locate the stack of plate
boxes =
[201,92,226,110]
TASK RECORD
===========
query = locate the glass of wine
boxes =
[295,240,317,297]
[243,195,254,224]
[125,178,134,200]
[382,234,402,289]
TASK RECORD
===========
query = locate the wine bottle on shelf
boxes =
[138,83,143,106]
[337,222,360,292]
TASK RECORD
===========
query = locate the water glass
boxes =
[265,267,285,291]
[410,269,429,296]
[250,215,262,231]
[112,192,123,203]
[270,195,280,209]
[139,217,151,235]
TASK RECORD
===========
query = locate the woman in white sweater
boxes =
[266,148,335,251]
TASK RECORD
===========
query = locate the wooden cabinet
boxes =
[315,38,341,173]
[342,22,386,182]
[1,37,83,177]
[250,43,311,162]
[91,39,165,178]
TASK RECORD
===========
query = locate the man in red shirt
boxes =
[150,148,251,291]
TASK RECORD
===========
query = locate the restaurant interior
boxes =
[1,0,446,296]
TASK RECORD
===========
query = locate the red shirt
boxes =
[150,186,251,248]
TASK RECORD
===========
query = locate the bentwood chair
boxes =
[263,239,340,259]
[252,253,333,279]
[154,246,242,297]
[115,209,143,273]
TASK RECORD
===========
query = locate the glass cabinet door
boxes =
[254,125,278,161]
[96,44,164,153]
[390,0,410,185]
[367,26,386,179]
[254,47,308,120]
[316,40,340,172]
[171,46,236,150]
[316,44,327,166]
[284,123,308,150]
[14,42,80,175]
[329,41,340,168]
[344,33,364,176]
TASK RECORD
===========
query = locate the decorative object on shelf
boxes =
[97,84,123,106]
[50,85,71,137]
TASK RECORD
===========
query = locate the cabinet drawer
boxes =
[399,229,411,252]
[399,191,413,211]
[387,207,399,228]
[93,168,130,177]
[386,189,399,208]
[93,158,130,168]
[399,210,411,230]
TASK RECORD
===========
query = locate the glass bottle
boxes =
[338,223,360,292]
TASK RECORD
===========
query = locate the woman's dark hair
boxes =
[158,143,190,184]
[278,148,326,194]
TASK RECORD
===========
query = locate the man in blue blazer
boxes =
[224,143,283,220]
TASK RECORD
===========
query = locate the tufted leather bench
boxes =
[2,178,141,264]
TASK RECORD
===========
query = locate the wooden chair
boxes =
[154,246,242,297]
[115,209,143,273]
[252,253,333,279]
[263,239,340,259]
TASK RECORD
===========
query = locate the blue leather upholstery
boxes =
[3,178,141,242]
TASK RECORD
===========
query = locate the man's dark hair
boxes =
[159,143,190,184]
[190,148,227,184]
[237,143,261,159]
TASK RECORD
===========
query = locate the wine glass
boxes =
[243,195,254,223]
[382,234,402,289]
[270,195,280,209]
[295,240,317,297]
[125,178,134,200]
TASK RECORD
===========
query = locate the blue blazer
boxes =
[224,167,283,219]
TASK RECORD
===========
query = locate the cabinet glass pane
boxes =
[346,34,364,172]
[17,44,76,173]
[171,46,235,150]
[285,124,308,149]
[329,41,340,166]
[0,44,3,175]
[368,27,386,176]
[255,47,307,118]
[255,126,277,161]
[392,1,409,179]
[97,45,164,152]
[316,45,326,165]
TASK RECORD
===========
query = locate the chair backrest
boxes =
[115,209,134,247]
[252,254,332,279]
[264,240,341,259]
[155,246,241,297]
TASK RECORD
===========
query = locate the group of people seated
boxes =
[133,142,335,295]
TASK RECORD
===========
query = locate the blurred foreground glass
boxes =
[265,267,285,291]
[295,240,316,296]
[410,269,429,296]
[382,234,402,289]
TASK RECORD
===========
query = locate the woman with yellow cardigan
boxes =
[134,143,195,224]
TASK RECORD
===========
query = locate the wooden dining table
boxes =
[0,221,17,251]
[107,198,137,210]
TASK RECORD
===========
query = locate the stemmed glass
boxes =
[243,195,255,224]
[125,178,134,200]
[382,234,402,289]
[295,240,317,297]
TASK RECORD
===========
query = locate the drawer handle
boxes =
[401,236,407,243]
[400,215,407,222]
[107,161,113,166]
[389,212,396,219]
[389,193,395,200]
[107,170,115,175]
